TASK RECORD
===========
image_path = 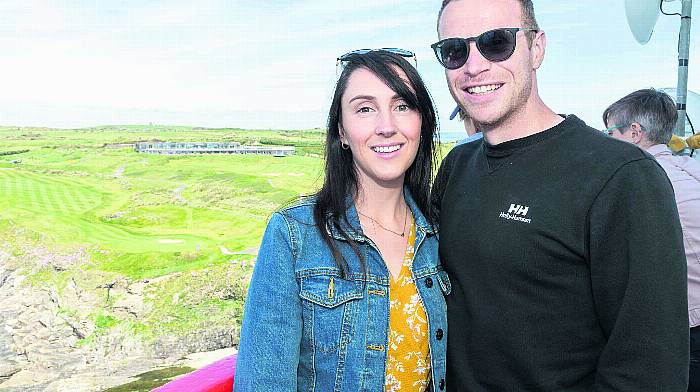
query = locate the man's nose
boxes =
[463,42,492,77]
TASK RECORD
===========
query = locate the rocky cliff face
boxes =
[0,241,244,392]
[0,257,29,386]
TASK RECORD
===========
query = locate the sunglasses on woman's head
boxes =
[336,48,417,70]
[431,28,537,70]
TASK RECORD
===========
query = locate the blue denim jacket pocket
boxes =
[299,271,363,353]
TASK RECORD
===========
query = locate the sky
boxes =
[0,0,698,134]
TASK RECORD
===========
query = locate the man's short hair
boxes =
[437,0,540,40]
[603,88,678,145]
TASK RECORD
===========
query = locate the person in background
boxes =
[449,105,482,144]
[234,49,449,392]
[604,88,700,391]
[430,0,689,390]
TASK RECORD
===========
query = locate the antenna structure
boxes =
[625,0,694,145]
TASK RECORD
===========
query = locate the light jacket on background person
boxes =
[648,144,700,325]
[233,190,450,392]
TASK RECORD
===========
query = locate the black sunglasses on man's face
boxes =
[431,27,537,70]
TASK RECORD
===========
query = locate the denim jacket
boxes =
[234,191,450,391]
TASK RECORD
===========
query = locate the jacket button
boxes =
[425,277,433,288]
[436,328,443,340]
[439,378,445,390]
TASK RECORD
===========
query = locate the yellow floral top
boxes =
[385,217,431,392]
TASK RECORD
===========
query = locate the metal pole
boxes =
[675,0,693,139]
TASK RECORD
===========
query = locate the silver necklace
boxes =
[357,205,408,237]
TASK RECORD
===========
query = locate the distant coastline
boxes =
[439,131,468,143]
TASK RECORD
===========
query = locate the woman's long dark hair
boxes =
[313,50,439,278]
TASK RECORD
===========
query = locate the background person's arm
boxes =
[233,212,301,391]
[589,158,689,391]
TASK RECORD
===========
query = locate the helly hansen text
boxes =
[499,204,531,223]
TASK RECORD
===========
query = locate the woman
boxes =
[234,49,449,391]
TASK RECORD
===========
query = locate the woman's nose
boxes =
[375,113,397,137]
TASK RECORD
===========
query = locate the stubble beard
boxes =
[461,73,535,132]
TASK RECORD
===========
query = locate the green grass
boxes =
[95,314,118,329]
[101,366,196,392]
[0,129,323,255]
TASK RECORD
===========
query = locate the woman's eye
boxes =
[396,103,410,112]
[357,106,373,113]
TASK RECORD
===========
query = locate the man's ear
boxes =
[530,30,546,70]
[630,122,645,144]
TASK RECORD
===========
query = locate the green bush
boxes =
[0,149,29,156]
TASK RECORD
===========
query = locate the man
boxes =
[604,88,700,391]
[430,0,689,390]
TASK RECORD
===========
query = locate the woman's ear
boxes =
[339,125,347,145]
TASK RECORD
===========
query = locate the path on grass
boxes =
[219,246,258,256]
[219,246,234,255]
[113,166,125,178]
[173,184,189,204]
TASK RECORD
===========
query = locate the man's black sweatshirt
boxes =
[432,115,689,391]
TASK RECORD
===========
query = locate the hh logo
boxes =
[507,204,529,216]
[500,203,532,224]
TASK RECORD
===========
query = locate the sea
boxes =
[438,131,467,143]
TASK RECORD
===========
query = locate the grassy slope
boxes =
[0,125,325,339]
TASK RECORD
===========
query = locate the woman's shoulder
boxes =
[274,196,318,226]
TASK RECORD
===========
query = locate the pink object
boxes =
[647,145,700,327]
[152,355,236,392]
